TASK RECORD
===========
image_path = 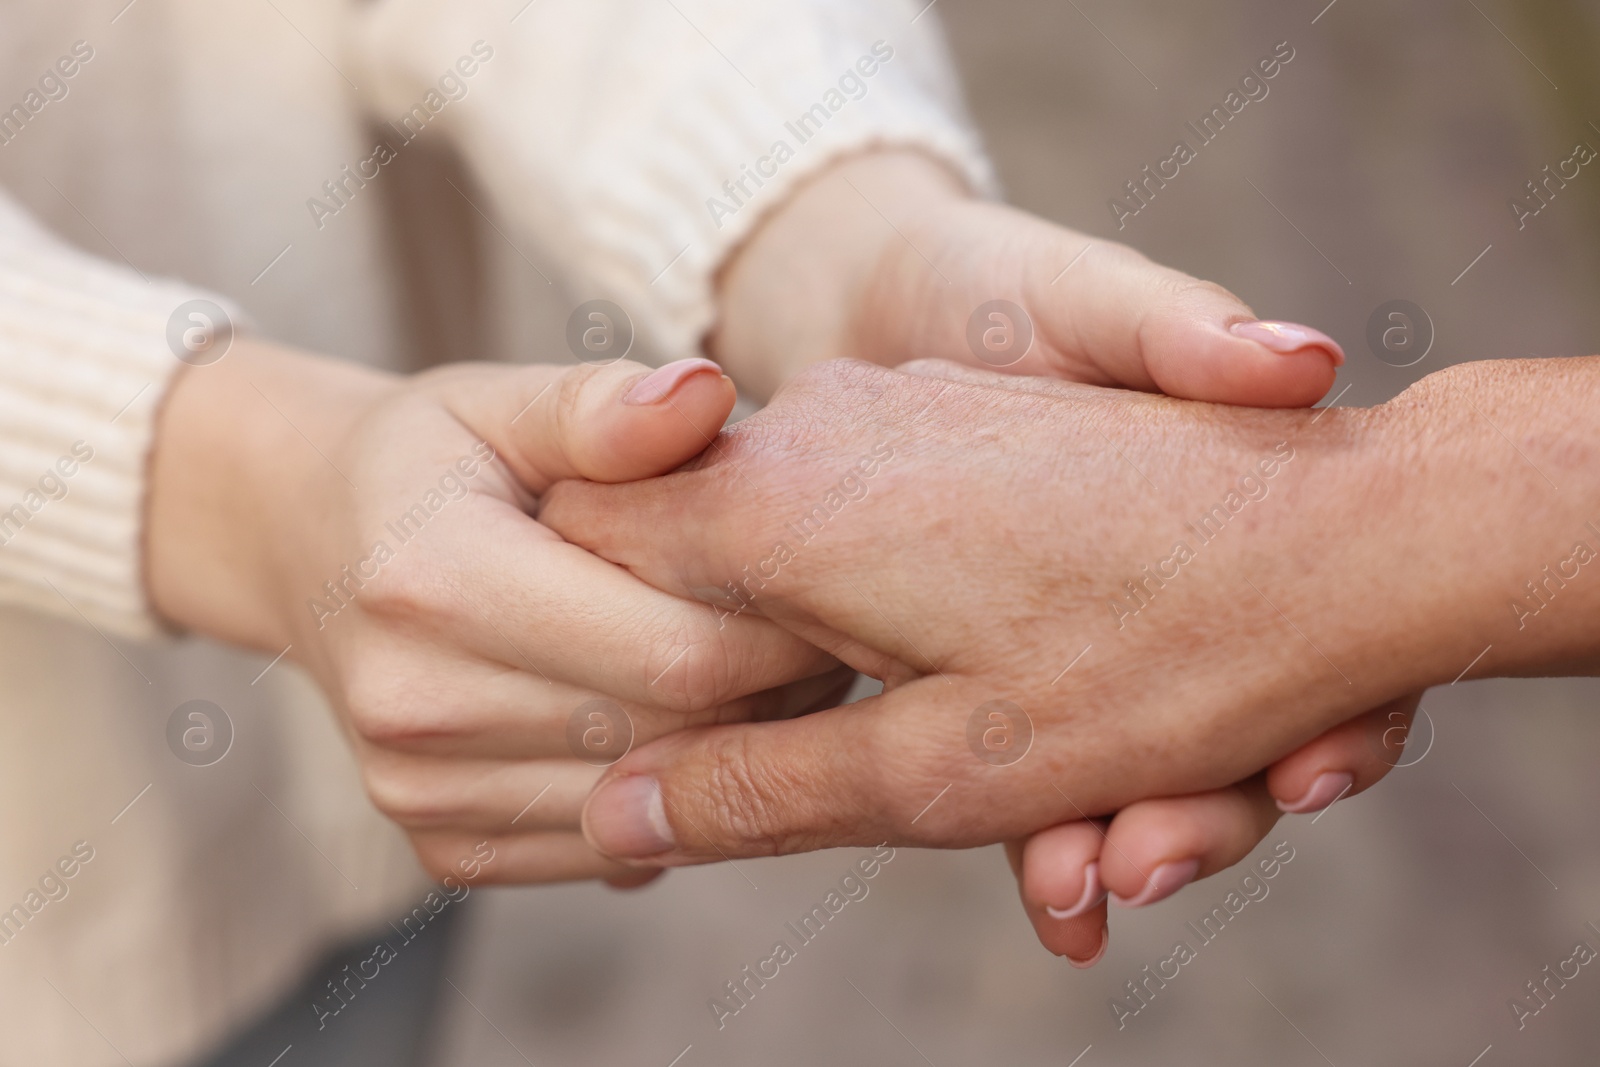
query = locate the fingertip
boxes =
[1154,325,1339,408]
[1067,925,1110,969]
[621,357,732,407]
[1016,823,1113,959]
[1266,695,1421,812]
[1021,822,1106,917]
[1097,785,1280,904]
[580,358,735,482]
[1109,858,1199,909]
[1275,770,1355,815]
[582,774,675,862]
[1229,320,1346,367]
[1024,893,1111,962]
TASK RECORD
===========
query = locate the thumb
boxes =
[580,676,1046,863]
[890,202,1344,407]
[579,696,889,863]
[1030,240,1344,408]
[440,357,735,494]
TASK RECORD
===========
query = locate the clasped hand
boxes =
[542,358,1435,961]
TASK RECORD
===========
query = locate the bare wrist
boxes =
[1369,358,1600,681]
[709,148,970,398]
[145,339,395,650]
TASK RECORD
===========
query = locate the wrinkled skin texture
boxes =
[543,358,1522,861]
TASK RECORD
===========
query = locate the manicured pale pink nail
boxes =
[1230,320,1346,366]
[1067,926,1109,969]
[1111,858,1200,909]
[1276,771,1355,814]
[623,358,724,405]
[584,775,675,858]
[1046,861,1107,921]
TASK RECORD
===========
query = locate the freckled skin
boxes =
[547,356,1600,858]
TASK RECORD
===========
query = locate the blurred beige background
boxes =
[422,1,1600,1064]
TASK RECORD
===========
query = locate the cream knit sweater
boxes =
[0,1,991,1062]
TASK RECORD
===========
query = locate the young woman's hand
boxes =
[1008,693,1423,965]
[146,343,846,885]
[711,150,1343,407]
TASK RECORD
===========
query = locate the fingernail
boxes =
[1111,858,1200,909]
[1046,861,1107,921]
[623,358,724,405]
[1276,771,1355,814]
[584,775,675,858]
[1067,926,1109,969]
[1230,320,1346,366]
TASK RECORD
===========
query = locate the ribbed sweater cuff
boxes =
[356,0,999,360]
[583,37,1002,360]
[0,200,225,638]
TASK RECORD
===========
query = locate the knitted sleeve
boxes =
[0,189,229,637]
[353,0,998,359]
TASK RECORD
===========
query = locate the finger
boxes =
[1267,692,1424,813]
[361,501,841,719]
[357,746,604,833]
[538,360,935,626]
[361,662,857,838]
[1094,775,1282,907]
[343,629,853,761]
[1023,240,1343,408]
[436,357,736,494]
[580,676,1025,864]
[408,828,645,885]
[1018,699,1423,917]
[883,204,1344,406]
[1008,825,1111,964]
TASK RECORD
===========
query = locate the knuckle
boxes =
[643,625,736,714]
[552,363,595,442]
[867,732,960,845]
[342,663,408,743]
[1146,266,1240,311]
[1096,239,1152,272]
[1183,276,1246,309]
[1396,358,1498,407]
[777,358,884,404]
[361,760,437,825]
[360,557,442,623]
[691,723,897,855]
[700,734,797,856]
[342,660,453,747]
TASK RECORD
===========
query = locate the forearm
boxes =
[1377,357,1600,680]
[145,341,396,651]
[1337,358,1600,694]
